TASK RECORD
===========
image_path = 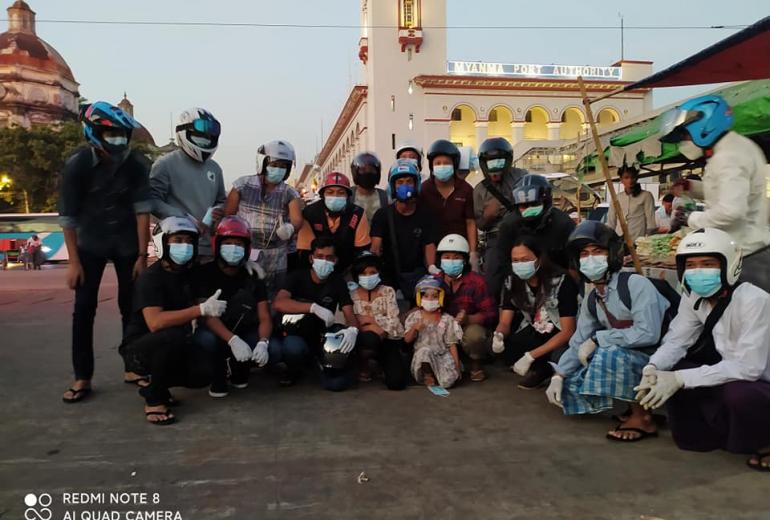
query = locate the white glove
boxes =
[339,327,359,354]
[634,364,658,401]
[276,222,295,241]
[252,340,269,367]
[513,352,535,376]
[636,370,683,410]
[545,374,564,409]
[469,251,481,273]
[227,335,253,363]
[310,303,336,328]
[491,331,505,354]
[427,264,442,275]
[244,260,266,279]
[199,289,227,317]
[577,338,598,367]
[347,281,360,292]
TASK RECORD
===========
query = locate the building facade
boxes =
[315,0,653,183]
[0,1,79,128]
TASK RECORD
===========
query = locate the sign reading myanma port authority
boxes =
[447,61,623,81]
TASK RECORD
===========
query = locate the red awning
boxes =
[623,16,770,91]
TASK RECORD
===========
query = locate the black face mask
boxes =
[357,172,379,190]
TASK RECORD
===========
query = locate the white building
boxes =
[315,0,654,182]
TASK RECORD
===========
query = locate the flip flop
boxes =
[747,452,770,472]
[606,426,658,443]
[470,369,486,382]
[145,410,175,426]
[62,387,92,404]
[124,376,150,388]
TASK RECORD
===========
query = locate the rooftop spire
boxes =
[7,1,36,35]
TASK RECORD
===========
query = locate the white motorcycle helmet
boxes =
[436,233,470,255]
[256,140,296,179]
[152,216,199,261]
[395,140,423,171]
[176,108,221,162]
[675,228,743,292]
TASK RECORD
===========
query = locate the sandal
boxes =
[62,387,92,403]
[470,369,487,382]
[124,376,150,388]
[145,410,175,426]
[606,426,658,443]
[747,452,770,472]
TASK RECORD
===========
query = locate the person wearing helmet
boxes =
[273,237,360,390]
[420,139,480,272]
[659,94,770,292]
[59,101,151,404]
[225,140,304,297]
[395,140,423,172]
[545,220,669,442]
[119,216,228,425]
[192,216,273,398]
[435,233,498,382]
[296,172,371,272]
[606,165,657,244]
[494,173,576,298]
[633,228,770,470]
[150,108,226,259]
[473,137,527,289]
[404,275,463,388]
[370,159,439,301]
[494,235,579,389]
[349,251,409,389]
[350,152,389,222]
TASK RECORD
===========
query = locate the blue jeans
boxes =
[193,327,259,387]
[271,334,354,392]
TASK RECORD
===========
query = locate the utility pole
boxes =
[619,13,625,61]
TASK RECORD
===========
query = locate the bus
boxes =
[0,213,67,265]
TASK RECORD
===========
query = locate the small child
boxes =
[404,276,462,388]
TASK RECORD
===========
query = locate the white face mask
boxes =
[421,299,440,312]
[678,140,704,161]
[104,136,128,146]
[190,135,213,148]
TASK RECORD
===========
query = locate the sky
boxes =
[19,0,769,184]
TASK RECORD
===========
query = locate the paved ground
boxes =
[0,266,768,520]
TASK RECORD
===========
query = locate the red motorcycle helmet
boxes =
[320,172,353,196]
[212,216,251,262]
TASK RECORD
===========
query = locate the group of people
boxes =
[56,95,770,472]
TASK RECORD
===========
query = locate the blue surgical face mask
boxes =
[324,195,347,213]
[358,273,381,291]
[220,244,245,266]
[512,260,538,280]
[684,268,722,297]
[265,166,286,184]
[521,205,544,219]
[486,158,506,171]
[312,258,335,279]
[168,243,194,265]
[441,258,465,278]
[433,164,454,181]
[579,254,609,282]
[395,183,416,202]
[104,136,128,147]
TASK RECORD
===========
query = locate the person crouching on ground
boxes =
[192,216,272,398]
[493,236,578,389]
[545,220,669,442]
[349,251,409,389]
[119,217,228,425]
[404,276,463,388]
[634,228,770,472]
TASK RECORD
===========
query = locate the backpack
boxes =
[587,272,680,347]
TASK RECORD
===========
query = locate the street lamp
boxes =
[0,174,11,190]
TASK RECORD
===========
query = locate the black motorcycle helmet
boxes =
[352,250,382,280]
[351,152,381,190]
[478,137,513,177]
[512,174,553,224]
[566,220,624,280]
[427,139,461,174]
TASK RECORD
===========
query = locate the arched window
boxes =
[448,104,477,150]
[523,106,549,140]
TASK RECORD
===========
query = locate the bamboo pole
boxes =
[578,76,642,274]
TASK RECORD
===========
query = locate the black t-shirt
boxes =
[370,204,437,275]
[496,208,577,272]
[125,262,195,339]
[501,274,579,321]
[193,262,268,332]
[279,268,352,312]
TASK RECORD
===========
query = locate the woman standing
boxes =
[225,140,303,297]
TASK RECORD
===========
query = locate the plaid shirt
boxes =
[438,272,498,327]
[232,175,298,250]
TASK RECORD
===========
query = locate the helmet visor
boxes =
[178,118,221,138]
[659,108,700,143]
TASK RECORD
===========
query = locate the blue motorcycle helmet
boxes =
[81,101,140,156]
[659,94,734,148]
[387,159,422,202]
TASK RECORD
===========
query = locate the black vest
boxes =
[303,200,365,270]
